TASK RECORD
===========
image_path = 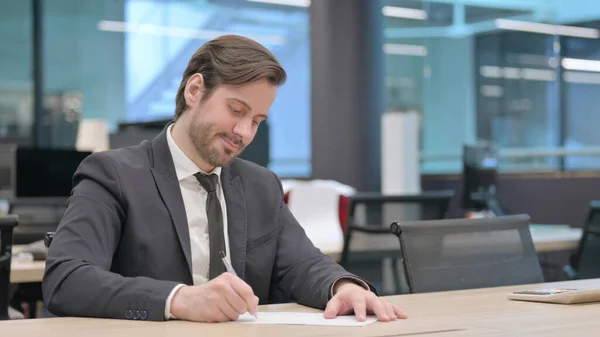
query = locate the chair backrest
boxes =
[0,214,18,320]
[340,190,455,266]
[339,190,455,295]
[391,214,543,293]
[569,201,600,279]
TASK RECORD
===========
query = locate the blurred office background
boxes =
[5,0,600,318]
[3,0,600,224]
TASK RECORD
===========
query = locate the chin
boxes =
[216,150,238,166]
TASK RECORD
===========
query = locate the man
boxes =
[42,35,407,323]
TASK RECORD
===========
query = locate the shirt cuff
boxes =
[165,284,186,320]
[330,276,370,298]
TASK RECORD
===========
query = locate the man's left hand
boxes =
[324,280,408,322]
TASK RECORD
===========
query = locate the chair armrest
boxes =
[0,252,11,267]
[44,232,55,248]
[347,225,392,234]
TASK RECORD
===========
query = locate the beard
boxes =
[188,113,246,168]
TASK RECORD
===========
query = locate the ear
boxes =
[184,73,205,109]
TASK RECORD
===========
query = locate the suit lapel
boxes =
[222,165,248,280]
[150,125,193,278]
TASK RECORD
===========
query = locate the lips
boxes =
[221,136,240,150]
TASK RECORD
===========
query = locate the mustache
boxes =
[218,133,245,148]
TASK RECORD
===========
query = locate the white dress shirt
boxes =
[164,124,231,319]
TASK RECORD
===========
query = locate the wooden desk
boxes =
[10,261,46,284]
[529,224,583,252]
[1,278,599,336]
[320,224,583,261]
[10,245,46,284]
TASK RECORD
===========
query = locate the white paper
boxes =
[234,312,378,327]
[286,184,345,252]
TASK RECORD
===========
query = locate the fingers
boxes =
[223,273,258,316]
[324,297,342,319]
[352,297,367,322]
[393,304,408,319]
[369,297,391,322]
[384,302,397,321]
[223,283,249,315]
[217,298,241,321]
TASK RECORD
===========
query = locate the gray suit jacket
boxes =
[42,126,373,321]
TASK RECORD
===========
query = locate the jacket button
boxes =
[140,310,148,320]
[134,310,141,320]
[125,310,133,319]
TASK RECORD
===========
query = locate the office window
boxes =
[0,0,33,146]
[475,31,560,172]
[562,22,600,170]
[124,0,311,177]
[386,0,600,174]
[384,1,476,174]
[42,0,125,148]
[38,0,310,177]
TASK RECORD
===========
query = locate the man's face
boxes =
[187,78,277,168]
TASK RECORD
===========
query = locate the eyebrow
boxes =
[228,97,252,111]
[228,97,268,120]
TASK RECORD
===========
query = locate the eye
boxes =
[230,106,242,114]
[252,120,260,126]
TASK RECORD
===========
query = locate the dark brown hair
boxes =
[174,35,287,119]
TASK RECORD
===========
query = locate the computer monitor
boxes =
[15,148,91,198]
[461,143,505,215]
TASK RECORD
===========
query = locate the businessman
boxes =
[42,35,407,323]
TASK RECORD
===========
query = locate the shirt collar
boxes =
[166,123,222,181]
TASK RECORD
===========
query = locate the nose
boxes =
[233,118,253,142]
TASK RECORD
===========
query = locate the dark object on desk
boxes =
[390,214,543,293]
[7,148,88,245]
[9,198,68,245]
[0,146,88,200]
[461,143,507,215]
[339,190,454,294]
[15,148,91,198]
[564,200,600,279]
[0,214,19,320]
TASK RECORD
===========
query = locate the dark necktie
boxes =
[194,173,226,279]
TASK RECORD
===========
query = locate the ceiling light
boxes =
[382,6,427,20]
[97,20,287,45]
[562,58,600,72]
[383,44,427,56]
[495,19,599,39]
[247,0,309,7]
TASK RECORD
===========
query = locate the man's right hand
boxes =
[170,273,259,322]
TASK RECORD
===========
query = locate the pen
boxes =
[219,250,238,277]
[220,250,257,318]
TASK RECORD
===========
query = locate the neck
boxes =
[171,119,216,173]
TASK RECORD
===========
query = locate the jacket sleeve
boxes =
[42,152,179,321]
[269,173,377,309]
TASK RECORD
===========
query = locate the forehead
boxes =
[213,79,278,113]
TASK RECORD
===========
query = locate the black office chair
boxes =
[564,201,600,280]
[339,190,454,294]
[1,214,19,320]
[390,214,544,293]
